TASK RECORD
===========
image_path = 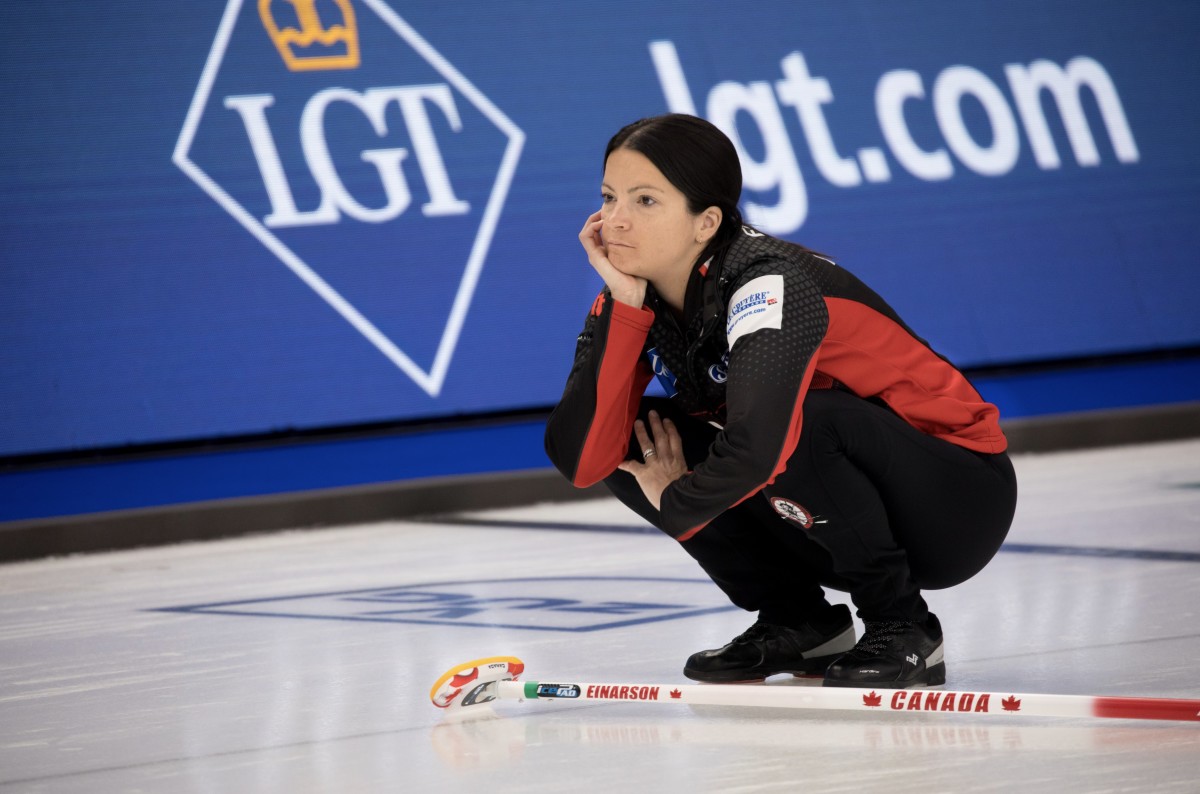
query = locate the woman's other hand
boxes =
[617,410,687,510]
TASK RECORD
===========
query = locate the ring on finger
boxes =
[642,448,656,458]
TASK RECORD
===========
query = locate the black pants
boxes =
[604,390,1018,624]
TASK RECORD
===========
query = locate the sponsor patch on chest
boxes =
[726,275,784,348]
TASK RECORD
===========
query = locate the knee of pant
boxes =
[603,467,645,507]
[602,469,663,529]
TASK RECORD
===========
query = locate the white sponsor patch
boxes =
[726,274,784,348]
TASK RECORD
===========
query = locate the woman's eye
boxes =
[638,195,656,206]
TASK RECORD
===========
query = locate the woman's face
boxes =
[599,148,716,283]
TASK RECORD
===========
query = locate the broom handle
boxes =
[498,680,1200,723]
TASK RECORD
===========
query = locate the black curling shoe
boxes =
[823,612,946,688]
[684,605,856,683]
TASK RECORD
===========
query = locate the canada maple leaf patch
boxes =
[863,691,882,707]
[1002,695,1022,712]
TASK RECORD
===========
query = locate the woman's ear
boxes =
[697,206,723,243]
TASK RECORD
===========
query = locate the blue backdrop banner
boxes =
[2,1,1198,456]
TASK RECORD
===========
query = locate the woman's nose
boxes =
[605,200,630,229]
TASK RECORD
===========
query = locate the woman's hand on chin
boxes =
[579,210,646,308]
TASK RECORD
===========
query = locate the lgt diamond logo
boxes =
[174,0,523,396]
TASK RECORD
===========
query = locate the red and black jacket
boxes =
[545,227,1007,541]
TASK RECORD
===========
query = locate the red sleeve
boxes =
[545,293,655,487]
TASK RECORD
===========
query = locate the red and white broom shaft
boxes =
[429,657,1199,723]
[497,679,1200,723]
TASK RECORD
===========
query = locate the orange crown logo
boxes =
[259,0,360,72]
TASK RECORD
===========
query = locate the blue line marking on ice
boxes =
[428,517,1200,563]
[151,575,740,630]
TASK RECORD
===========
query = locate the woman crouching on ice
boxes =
[545,114,1017,688]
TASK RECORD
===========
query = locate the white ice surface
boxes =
[1,439,1198,792]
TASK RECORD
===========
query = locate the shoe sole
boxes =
[823,661,947,689]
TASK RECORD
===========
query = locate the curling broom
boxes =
[431,656,1200,723]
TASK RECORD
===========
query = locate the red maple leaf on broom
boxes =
[863,691,882,707]
[1002,696,1022,712]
